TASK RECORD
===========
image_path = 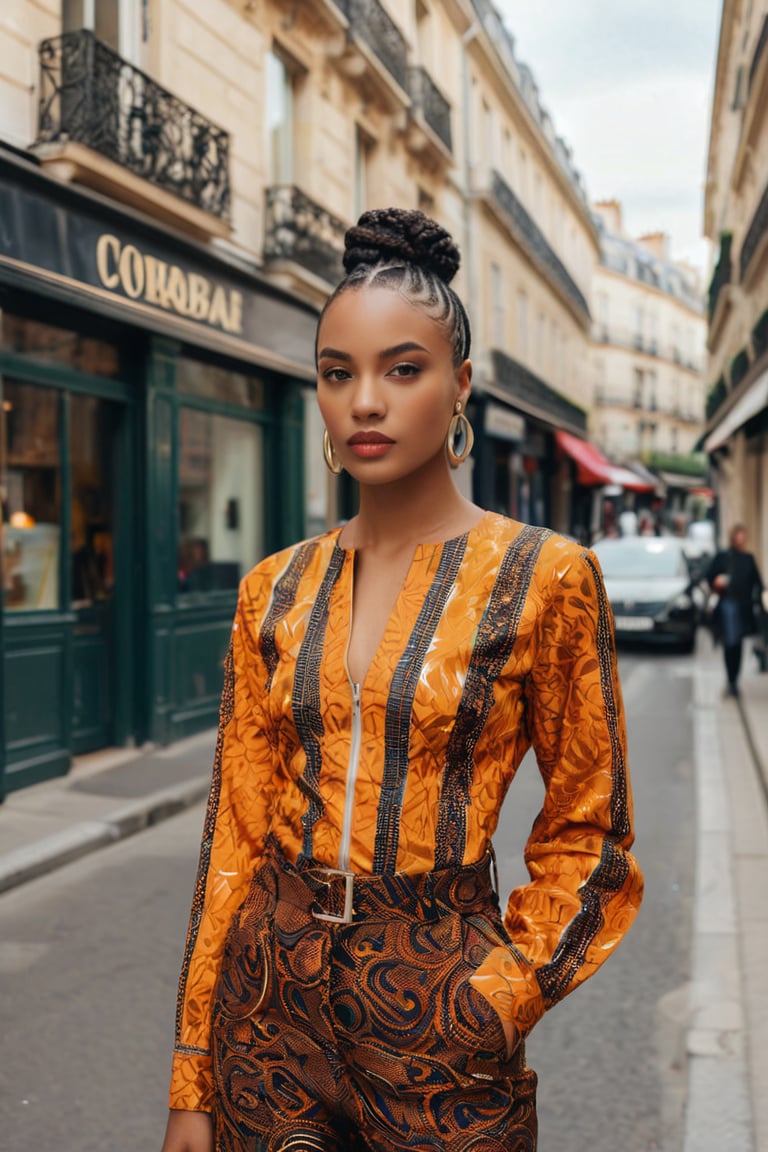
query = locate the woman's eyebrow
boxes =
[317,347,351,361]
[379,341,429,358]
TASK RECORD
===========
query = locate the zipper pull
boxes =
[352,682,361,708]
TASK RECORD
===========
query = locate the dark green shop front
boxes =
[0,152,317,799]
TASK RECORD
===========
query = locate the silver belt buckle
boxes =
[312,867,355,924]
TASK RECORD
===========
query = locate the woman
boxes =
[161,209,643,1152]
[707,523,764,696]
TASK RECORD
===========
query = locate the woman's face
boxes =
[316,285,471,485]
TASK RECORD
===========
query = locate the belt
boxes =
[270,842,500,926]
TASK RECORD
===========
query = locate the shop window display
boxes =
[178,408,264,594]
[1,380,61,611]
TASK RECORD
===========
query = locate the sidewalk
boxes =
[0,654,766,1151]
[0,728,216,895]
[687,647,768,1152]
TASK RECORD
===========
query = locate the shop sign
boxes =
[484,402,525,443]
[95,234,243,334]
[0,169,318,372]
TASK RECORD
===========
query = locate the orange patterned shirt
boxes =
[169,512,643,1110]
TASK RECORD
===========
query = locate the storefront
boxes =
[0,149,318,798]
[472,350,590,534]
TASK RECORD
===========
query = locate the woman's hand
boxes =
[160,1109,214,1152]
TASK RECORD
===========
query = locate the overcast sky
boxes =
[495,0,723,270]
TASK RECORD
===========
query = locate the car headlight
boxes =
[669,593,693,611]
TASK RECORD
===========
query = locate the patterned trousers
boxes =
[211,843,538,1152]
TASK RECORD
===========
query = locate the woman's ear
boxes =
[456,358,472,408]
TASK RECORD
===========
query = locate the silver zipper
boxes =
[338,679,362,871]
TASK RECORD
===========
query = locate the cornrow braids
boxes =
[317,208,472,368]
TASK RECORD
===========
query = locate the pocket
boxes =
[212,864,277,1029]
[331,906,509,1092]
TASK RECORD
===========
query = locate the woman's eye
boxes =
[322,367,350,383]
[389,362,420,378]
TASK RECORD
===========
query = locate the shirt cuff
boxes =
[169,1049,215,1113]
[468,945,546,1039]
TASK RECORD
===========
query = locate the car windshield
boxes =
[595,541,688,579]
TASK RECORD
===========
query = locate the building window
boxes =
[2,381,61,611]
[266,50,295,185]
[597,292,610,341]
[537,312,546,371]
[417,186,435,216]
[502,127,513,182]
[648,313,658,355]
[647,370,657,410]
[355,126,374,219]
[517,290,528,359]
[177,359,265,409]
[63,0,143,62]
[1,314,120,377]
[633,367,644,407]
[518,147,528,201]
[483,101,495,167]
[491,262,504,348]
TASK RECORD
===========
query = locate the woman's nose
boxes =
[350,374,385,419]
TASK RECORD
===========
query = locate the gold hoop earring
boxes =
[323,428,343,475]
[446,405,474,468]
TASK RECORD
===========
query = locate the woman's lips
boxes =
[347,432,395,458]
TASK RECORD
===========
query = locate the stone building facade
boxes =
[591,200,707,515]
[704,0,768,570]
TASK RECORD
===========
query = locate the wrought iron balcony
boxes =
[707,232,732,321]
[407,66,452,153]
[36,30,230,223]
[740,180,768,281]
[337,0,408,91]
[491,349,587,435]
[264,185,347,286]
[706,377,728,422]
[490,171,590,321]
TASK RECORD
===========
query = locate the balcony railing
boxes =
[36,30,230,222]
[740,180,768,280]
[490,171,590,321]
[491,349,588,434]
[708,233,732,321]
[706,377,728,422]
[336,0,407,90]
[264,185,347,286]
[407,66,452,152]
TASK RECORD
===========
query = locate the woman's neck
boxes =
[344,465,481,552]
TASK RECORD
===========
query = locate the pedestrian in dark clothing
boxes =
[707,524,764,696]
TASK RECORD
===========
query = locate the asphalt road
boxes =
[0,646,696,1152]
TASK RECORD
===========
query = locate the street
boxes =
[0,647,696,1152]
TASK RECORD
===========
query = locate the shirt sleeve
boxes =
[169,579,277,1111]
[469,546,643,1046]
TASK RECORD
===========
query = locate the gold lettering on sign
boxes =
[96,234,121,289]
[95,234,244,334]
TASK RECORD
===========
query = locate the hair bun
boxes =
[343,208,460,284]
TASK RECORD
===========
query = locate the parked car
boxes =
[592,536,704,653]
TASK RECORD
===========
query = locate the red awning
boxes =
[555,430,654,492]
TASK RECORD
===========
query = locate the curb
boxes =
[0,773,210,896]
[685,663,753,1152]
